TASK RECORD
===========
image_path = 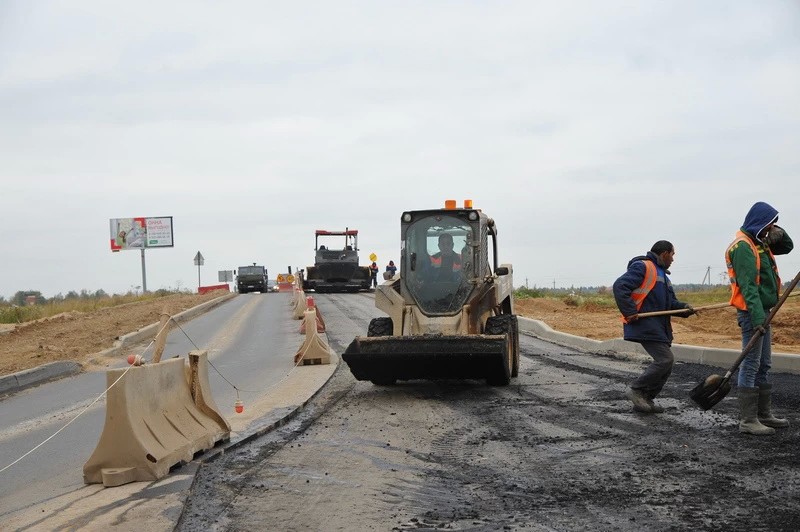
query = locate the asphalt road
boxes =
[0,292,295,519]
[180,292,800,531]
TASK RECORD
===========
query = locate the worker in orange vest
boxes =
[369,262,380,288]
[726,201,793,435]
[613,240,694,414]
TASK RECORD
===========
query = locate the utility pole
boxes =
[701,266,711,285]
[553,279,556,290]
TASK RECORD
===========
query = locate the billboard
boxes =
[110,217,174,251]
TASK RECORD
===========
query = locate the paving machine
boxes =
[342,200,519,385]
[302,229,372,293]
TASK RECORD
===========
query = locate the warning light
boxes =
[464,199,473,208]
[235,399,244,414]
[444,199,457,209]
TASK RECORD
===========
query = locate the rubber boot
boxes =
[626,388,652,413]
[758,383,789,428]
[739,387,775,435]
[644,392,664,414]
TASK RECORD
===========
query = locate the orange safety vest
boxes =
[430,254,462,271]
[725,230,780,310]
[621,260,657,322]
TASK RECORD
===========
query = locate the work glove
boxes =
[755,325,768,336]
[625,314,639,323]
[677,305,695,318]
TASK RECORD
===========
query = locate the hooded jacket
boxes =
[613,251,689,345]
[727,202,793,327]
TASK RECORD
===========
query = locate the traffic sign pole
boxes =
[193,251,205,290]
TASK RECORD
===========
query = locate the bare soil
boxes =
[515,297,800,354]
[1,292,798,378]
[0,291,230,376]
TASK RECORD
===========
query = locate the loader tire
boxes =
[510,315,520,378]
[367,317,393,337]
[485,315,513,386]
[367,317,396,385]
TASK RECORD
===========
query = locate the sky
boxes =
[1,0,799,299]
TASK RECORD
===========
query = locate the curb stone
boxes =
[0,361,82,397]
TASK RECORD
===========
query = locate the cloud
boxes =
[1,0,799,297]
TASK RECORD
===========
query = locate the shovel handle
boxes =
[635,302,732,318]
[725,270,800,374]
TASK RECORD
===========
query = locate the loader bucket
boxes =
[342,334,509,384]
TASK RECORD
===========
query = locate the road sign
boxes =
[218,270,233,282]
[193,251,204,266]
[369,253,377,262]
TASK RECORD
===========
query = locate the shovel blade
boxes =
[689,374,732,410]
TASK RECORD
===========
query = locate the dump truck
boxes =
[342,200,519,385]
[235,263,269,293]
[302,229,372,293]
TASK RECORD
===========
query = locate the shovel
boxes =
[689,270,800,410]
[635,302,731,319]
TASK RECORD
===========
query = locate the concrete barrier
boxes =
[292,289,308,319]
[198,284,230,295]
[294,308,333,365]
[299,297,326,333]
[83,351,230,487]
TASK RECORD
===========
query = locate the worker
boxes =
[613,240,694,413]
[369,262,380,288]
[726,201,793,435]
[386,260,397,277]
[430,233,462,281]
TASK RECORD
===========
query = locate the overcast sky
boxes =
[1,1,799,299]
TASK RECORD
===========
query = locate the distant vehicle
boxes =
[302,229,371,293]
[235,264,268,294]
[343,200,519,385]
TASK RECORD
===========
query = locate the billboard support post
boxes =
[141,249,147,293]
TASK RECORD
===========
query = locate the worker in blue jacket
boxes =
[613,240,694,413]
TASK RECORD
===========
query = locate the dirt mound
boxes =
[515,297,800,353]
[0,291,230,376]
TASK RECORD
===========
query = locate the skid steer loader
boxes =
[342,200,519,385]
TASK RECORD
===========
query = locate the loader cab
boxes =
[403,210,485,315]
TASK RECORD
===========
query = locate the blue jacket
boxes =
[613,251,689,345]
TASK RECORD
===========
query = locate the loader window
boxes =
[405,216,474,314]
